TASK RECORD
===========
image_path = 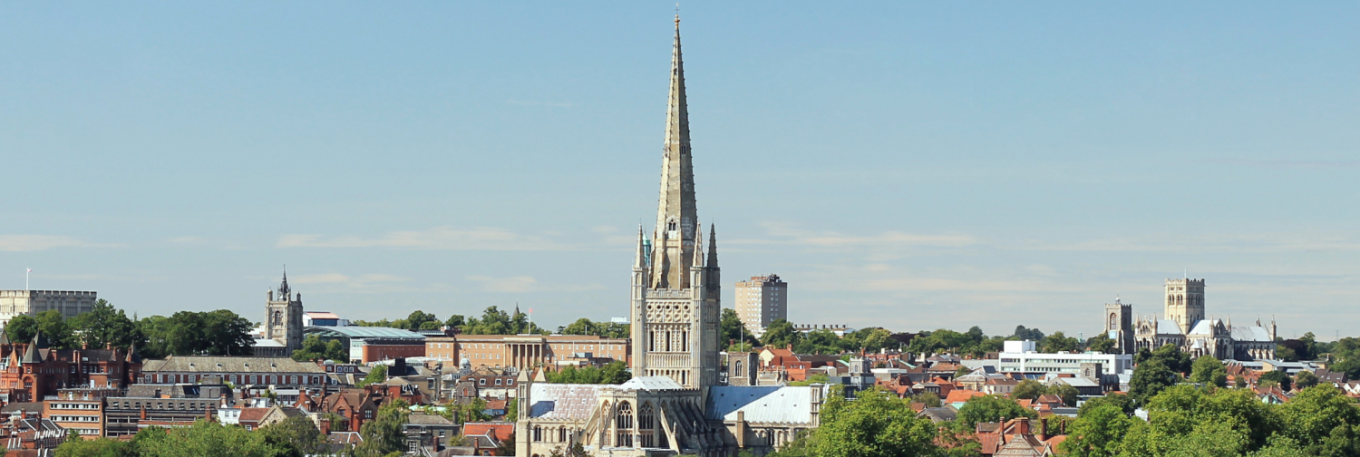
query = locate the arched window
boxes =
[1109,314,1118,329]
[639,402,656,448]
[734,360,743,377]
[533,426,542,442]
[615,401,634,447]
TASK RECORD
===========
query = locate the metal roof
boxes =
[617,376,684,391]
[305,326,425,340]
[1232,326,1273,342]
[705,386,818,425]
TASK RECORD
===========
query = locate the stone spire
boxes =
[278,268,291,300]
[651,15,699,290]
[706,224,718,269]
[634,225,648,271]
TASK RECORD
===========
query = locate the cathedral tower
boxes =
[1104,298,1134,355]
[630,16,722,389]
[266,271,304,355]
[1164,278,1205,334]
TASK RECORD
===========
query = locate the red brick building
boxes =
[0,332,142,403]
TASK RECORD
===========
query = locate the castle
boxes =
[514,17,824,457]
[1103,278,1276,360]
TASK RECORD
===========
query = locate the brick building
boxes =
[424,334,629,372]
[139,356,327,388]
[0,333,142,403]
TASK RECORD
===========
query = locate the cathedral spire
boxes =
[634,225,648,271]
[706,224,718,269]
[651,15,698,290]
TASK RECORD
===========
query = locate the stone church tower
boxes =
[1164,278,1205,334]
[1104,298,1134,355]
[630,17,722,389]
[266,271,304,355]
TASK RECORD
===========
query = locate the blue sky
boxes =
[2,2,1357,340]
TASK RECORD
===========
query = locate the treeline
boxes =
[772,374,1360,457]
[53,399,415,457]
[545,361,631,385]
[724,309,904,355]
[353,306,549,335]
[558,318,629,339]
[905,325,1083,358]
[3,299,255,359]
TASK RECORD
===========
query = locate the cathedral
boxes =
[1104,278,1276,361]
[515,18,824,457]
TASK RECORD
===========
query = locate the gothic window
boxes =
[639,402,656,448]
[734,360,743,376]
[665,331,672,352]
[273,311,282,325]
[615,401,634,447]
[1109,314,1118,330]
[533,426,542,442]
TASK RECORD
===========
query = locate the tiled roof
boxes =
[945,390,987,404]
[705,386,817,425]
[238,408,270,423]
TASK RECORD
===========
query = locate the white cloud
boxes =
[277,227,570,251]
[731,223,979,249]
[0,235,101,251]
[1020,233,1360,253]
[466,275,539,293]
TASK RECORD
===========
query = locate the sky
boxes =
[1,2,1357,340]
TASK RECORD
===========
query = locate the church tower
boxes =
[1164,278,1205,334]
[1104,298,1134,355]
[630,16,722,389]
[266,270,304,355]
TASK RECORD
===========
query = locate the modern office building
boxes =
[997,340,1133,376]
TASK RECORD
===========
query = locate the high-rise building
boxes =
[264,272,304,356]
[0,290,97,328]
[734,275,787,338]
[628,16,722,389]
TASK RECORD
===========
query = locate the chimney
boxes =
[1015,418,1030,436]
[735,411,746,448]
[1040,418,1049,440]
[319,418,331,435]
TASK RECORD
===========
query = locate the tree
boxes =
[1078,392,1134,417]
[805,388,939,457]
[1060,403,1133,457]
[546,361,630,385]
[1259,370,1292,392]
[1295,370,1320,390]
[1085,333,1116,354]
[1190,355,1228,388]
[1129,359,1178,406]
[257,415,327,456]
[1012,325,1045,341]
[1277,384,1360,450]
[1041,331,1080,353]
[761,319,801,350]
[354,399,411,457]
[1048,383,1080,407]
[445,314,466,328]
[1012,379,1047,401]
[5,314,37,344]
[135,420,284,457]
[35,310,75,349]
[68,299,139,350]
[915,391,942,408]
[720,309,759,351]
[956,395,1036,428]
[1145,343,1193,374]
[291,335,348,362]
[358,365,387,388]
[54,437,132,457]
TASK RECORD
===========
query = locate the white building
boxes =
[735,275,787,338]
[998,340,1133,376]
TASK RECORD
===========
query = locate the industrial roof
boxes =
[305,311,341,319]
[305,326,425,340]
[705,386,818,425]
[141,356,326,373]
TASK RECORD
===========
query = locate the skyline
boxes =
[2,3,1358,339]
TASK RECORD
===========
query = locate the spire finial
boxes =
[675,3,680,26]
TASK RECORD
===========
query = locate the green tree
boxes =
[54,437,133,457]
[35,310,75,349]
[1012,325,1045,341]
[1277,384,1360,450]
[358,365,387,388]
[68,299,140,350]
[444,314,466,328]
[1048,383,1080,407]
[720,309,759,351]
[1041,331,1080,353]
[257,415,328,456]
[915,391,942,408]
[1129,359,1179,406]
[1258,370,1292,392]
[135,420,284,457]
[956,395,1036,428]
[291,334,348,362]
[1085,333,1116,354]
[806,388,939,457]
[1294,370,1320,390]
[1012,379,1046,401]
[761,319,801,350]
[354,399,411,457]
[1078,392,1134,417]
[4,314,37,344]
[1060,403,1133,457]
[1189,355,1228,388]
